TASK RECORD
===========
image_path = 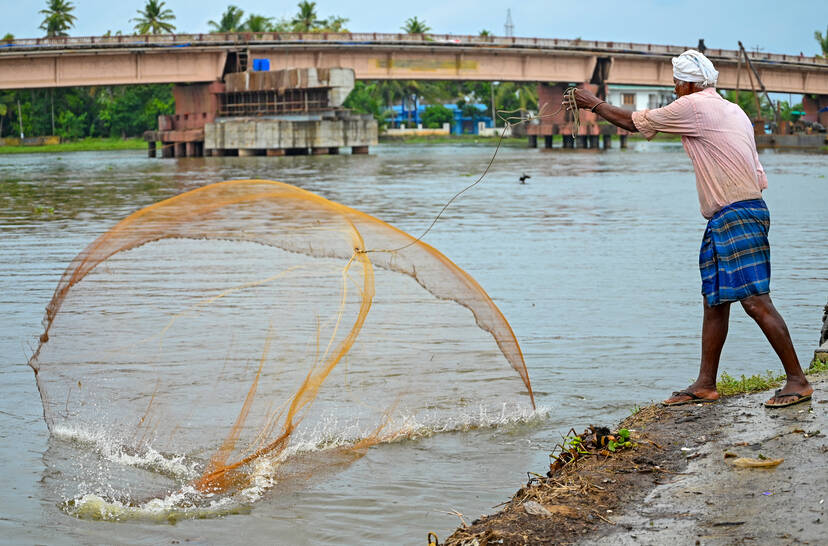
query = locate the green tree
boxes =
[208,5,245,33]
[132,0,176,35]
[39,0,77,37]
[495,82,538,124]
[479,29,491,37]
[421,104,453,128]
[401,16,430,34]
[292,1,321,32]
[0,102,7,136]
[98,85,174,137]
[816,26,828,57]
[343,82,385,127]
[56,110,87,139]
[2,33,13,42]
[243,14,273,32]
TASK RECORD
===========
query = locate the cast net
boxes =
[29,180,534,518]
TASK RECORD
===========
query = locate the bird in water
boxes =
[519,174,531,184]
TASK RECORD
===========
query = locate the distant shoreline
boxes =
[379,133,683,146]
[0,138,146,155]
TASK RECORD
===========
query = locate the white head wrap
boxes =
[672,49,719,87]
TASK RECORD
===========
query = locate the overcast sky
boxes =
[4,0,827,56]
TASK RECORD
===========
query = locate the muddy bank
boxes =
[444,373,826,545]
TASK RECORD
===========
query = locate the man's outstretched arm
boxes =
[571,88,638,133]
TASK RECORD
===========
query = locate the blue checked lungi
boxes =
[700,199,771,306]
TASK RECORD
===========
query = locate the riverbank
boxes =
[444,364,827,545]
[379,133,682,146]
[0,137,146,155]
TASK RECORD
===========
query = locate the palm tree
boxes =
[208,5,245,33]
[291,1,321,32]
[39,0,77,37]
[816,26,828,58]
[243,14,273,33]
[401,17,430,34]
[132,0,176,35]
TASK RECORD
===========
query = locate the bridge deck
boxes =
[1,33,826,93]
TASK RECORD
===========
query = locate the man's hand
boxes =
[562,87,638,133]
[566,88,603,111]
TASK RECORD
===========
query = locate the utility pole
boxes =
[491,83,496,127]
[17,99,23,139]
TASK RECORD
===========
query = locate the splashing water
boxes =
[28,180,537,520]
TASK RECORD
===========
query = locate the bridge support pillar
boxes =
[161,142,173,158]
[802,94,828,126]
[528,135,537,148]
[602,134,612,149]
[174,142,186,157]
[147,141,156,158]
[351,146,369,154]
[589,135,600,149]
[562,135,575,149]
[577,135,588,149]
[185,142,198,157]
[619,135,628,149]
[544,135,553,149]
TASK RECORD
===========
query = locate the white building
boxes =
[606,85,675,111]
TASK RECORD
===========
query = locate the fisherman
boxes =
[568,49,814,408]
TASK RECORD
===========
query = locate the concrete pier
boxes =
[146,68,377,158]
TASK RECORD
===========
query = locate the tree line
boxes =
[5,1,439,39]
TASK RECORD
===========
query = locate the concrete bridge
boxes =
[1,32,827,95]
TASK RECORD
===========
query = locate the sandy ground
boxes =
[445,373,826,546]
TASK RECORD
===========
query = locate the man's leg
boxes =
[663,299,730,404]
[740,294,813,405]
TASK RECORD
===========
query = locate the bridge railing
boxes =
[1,32,826,67]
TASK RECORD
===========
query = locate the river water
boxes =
[1,142,825,544]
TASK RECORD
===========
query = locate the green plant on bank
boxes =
[629,404,642,416]
[563,434,590,455]
[717,360,827,396]
[717,370,785,395]
[808,357,828,373]
[607,428,633,452]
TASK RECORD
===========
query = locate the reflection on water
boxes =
[1,143,826,544]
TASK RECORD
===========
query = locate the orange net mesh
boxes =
[29,180,533,502]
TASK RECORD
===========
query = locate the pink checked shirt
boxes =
[631,87,768,218]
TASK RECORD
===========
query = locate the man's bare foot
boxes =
[662,385,720,406]
[764,379,814,408]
